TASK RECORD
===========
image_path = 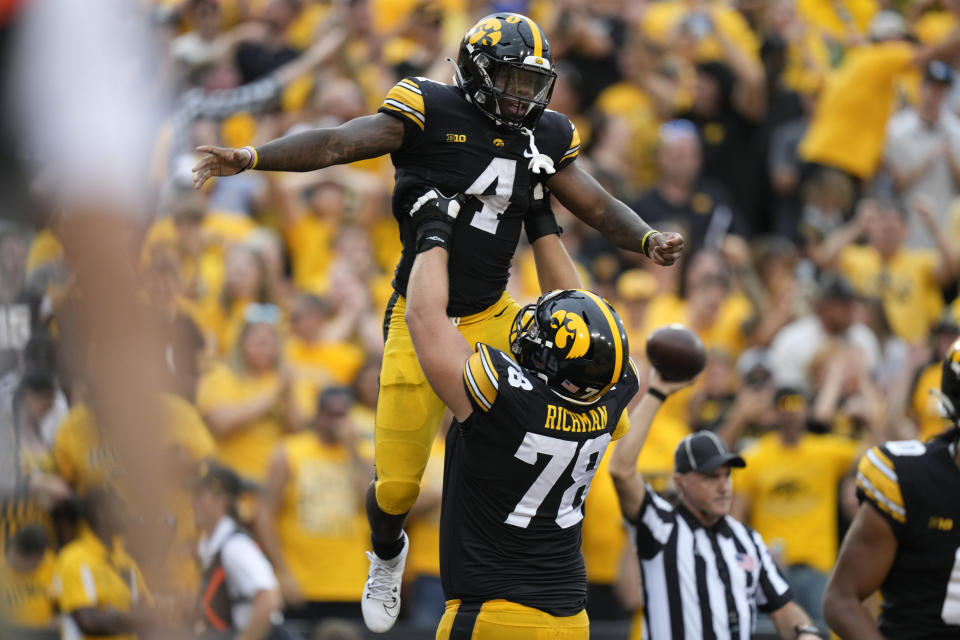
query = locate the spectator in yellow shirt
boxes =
[733,388,862,631]
[196,245,276,356]
[284,293,366,389]
[0,524,56,631]
[796,0,878,43]
[280,177,340,294]
[197,303,313,485]
[54,486,153,640]
[53,383,120,495]
[644,249,752,358]
[141,191,223,316]
[641,0,760,63]
[816,198,959,343]
[593,36,669,191]
[615,268,658,351]
[800,10,960,182]
[255,386,371,624]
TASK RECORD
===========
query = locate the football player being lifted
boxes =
[194,12,683,632]
[404,189,640,639]
[824,338,960,639]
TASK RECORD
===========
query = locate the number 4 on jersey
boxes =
[465,158,516,234]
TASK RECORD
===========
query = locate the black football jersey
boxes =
[377,77,581,317]
[856,436,960,639]
[439,344,639,615]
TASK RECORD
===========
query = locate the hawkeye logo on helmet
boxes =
[492,138,504,147]
[467,17,502,46]
[551,311,590,359]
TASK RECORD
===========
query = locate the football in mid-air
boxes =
[645,324,707,382]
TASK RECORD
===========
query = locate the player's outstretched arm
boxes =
[822,504,895,640]
[609,368,691,520]
[404,192,474,422]
[192,113,404,188]
[546,163,684,266]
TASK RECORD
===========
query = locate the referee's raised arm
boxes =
[609,368,692,520]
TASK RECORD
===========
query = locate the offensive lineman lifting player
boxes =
[404,192,639,638]
[193,12,684,632]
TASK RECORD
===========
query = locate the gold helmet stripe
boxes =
[517,14,543,58]
[581,290,623,394]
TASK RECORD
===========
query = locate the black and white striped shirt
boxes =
[627,486,793,640]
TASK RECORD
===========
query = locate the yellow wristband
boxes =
[242,146,259,171]
[641,230,658,257]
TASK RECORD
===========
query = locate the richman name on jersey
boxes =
[544,404,608,433]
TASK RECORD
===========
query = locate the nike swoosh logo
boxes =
[493,306,509,318]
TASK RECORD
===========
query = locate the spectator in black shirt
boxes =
[234,0,301,84]
[760,34,810,242]
[634,119,744,256]
[675,18,768,235]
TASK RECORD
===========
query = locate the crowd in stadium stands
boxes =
[4,0,960,638]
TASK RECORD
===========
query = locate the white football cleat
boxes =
[361,532,409,633]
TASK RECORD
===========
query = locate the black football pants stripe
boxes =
[382,290,400,344]
[449,602,482,640]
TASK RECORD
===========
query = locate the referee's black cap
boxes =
[675,431,745,474]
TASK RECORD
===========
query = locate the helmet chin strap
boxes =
[520,127,555,175]
[447,57,466,93]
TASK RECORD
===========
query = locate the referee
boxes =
[609,367,824,640]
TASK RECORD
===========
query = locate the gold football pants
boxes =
[374,290,520,515]
[436,599,590,640]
